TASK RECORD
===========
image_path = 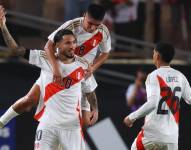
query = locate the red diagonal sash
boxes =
[157,75,179,124]
[75,32,103,57]
[44,67,84,102]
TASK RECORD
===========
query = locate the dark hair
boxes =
[87,3,106,21]
[53,29,75,44]
[155,42,175,63]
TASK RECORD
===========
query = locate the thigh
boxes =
[27,83,41,105]
[34,124,58,150]
[59,129,85,150]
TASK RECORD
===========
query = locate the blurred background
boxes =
[0,0,191,150]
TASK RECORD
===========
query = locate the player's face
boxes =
[58,35,77,58]
[83,13,102,33]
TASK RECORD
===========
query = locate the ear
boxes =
[156,52,161,61]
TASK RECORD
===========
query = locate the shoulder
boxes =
[98,24,110,40]
[145,70,158,84]
[62,17,81,30]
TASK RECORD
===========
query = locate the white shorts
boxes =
[131,131,178,150]
[34,123,85,150]
[81,75,98,111]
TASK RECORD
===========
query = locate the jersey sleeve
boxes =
[98,25,111,53]
[29,50,50,71]
[81,75,97,93]
[182,74,191,105]
[48,20,73,42]
[128,73,160,120]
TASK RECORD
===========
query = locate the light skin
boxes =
[44,12,109,84]
[123,49,170,127]
[0,6,98,126]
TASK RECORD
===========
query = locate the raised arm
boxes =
[0,6,18,49]
[44,40,61,83]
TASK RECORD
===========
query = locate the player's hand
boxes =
[0,5,6,27]
[0,121,4,129]
[123,116,135,127]
[89,109,98,126]
[84,64,94,79]
[52,68,62,85]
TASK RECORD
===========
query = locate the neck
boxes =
[58,55,74,64]
[157,61,170,68]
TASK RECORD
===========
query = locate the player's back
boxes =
[143,66,187,144]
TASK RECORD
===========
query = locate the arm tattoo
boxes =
[86,92,98,111]
[1,24,18,49]
[1,24,26,56]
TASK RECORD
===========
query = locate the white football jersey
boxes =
[48,17,111,63]
[29,50,97,129]
[129,66,191,143]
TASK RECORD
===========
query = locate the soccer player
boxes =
[0,5,98,126]
[45,3,111,83]
[124,43,191,150]
[0,29,98,150]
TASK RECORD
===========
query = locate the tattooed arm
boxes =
[0,6,26,57]
[0,7,18,49]
[85,91,99,125]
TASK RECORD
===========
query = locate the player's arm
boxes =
[92,52,109,71]
[182,75,191,105]
[44,40,61,83]
[124,74,159,127]
[0,6,18,49]
[44,22,69,83]
[85,91,98,126]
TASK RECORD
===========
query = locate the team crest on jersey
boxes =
[92,39,97,47]
[76,71,83,80]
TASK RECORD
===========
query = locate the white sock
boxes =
[0,106,19,126]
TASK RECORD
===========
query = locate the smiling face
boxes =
[57,34,77,59]
[83,13,102,33]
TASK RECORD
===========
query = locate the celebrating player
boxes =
[124,43,191,150]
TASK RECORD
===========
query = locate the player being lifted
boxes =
[45,3,111,82]
[124,43,191,150]
[0,5,99,127]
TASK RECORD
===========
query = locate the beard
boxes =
[65,52,74,58]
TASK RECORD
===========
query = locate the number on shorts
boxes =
[157,86,181,115]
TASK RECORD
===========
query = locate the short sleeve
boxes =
[81,75,97,93]
[182,74,191,105]
[98,25,111,53]
[48,20,73,42]
[145,73,160,99]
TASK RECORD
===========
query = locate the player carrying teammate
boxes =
[0,5,98,126]
[0,28,97,150]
